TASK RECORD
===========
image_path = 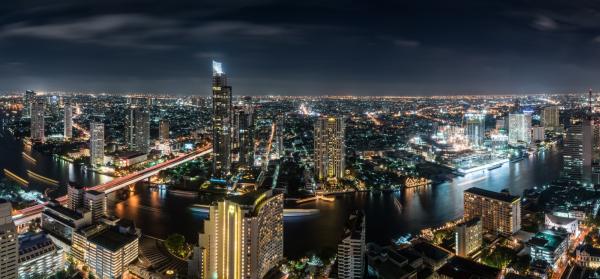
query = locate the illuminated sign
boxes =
[212,60,223,75]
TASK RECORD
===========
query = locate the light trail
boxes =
[27,170,59,186]
[457,175,487,186]
[22,152,36,163]
[3,169,28,186]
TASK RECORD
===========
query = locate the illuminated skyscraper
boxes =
[64,101,72,140]
[68,182,86,210]
[159,119,169,143]
[337,211,365,279]
[126,107,151,153]
[196,189,283,279]
[234,105,254,168]
[30,98,45,142]
[90,122,105,167]
[0,200,18,279]
[211,61,233,179]
[455,217,482,257]
[84,190,106,223]
[314,116,345,183]
[508,112,531,146]
[562,120,592,185]
[542,106,560,131]
[22,90,36,118]
[464,113,485,148]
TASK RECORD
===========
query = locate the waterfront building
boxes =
[542,106,561,131]
[159,119,169,142]
[463,187,521,235]
[22,90,36,117]
[532,126,545,142]
[17,233,64,279]
[0,200,19,279]
[464,113,485,148]
[41,201,92,252]
[196,189,283,279]
[71,220,140,279]
[576,244,600,269]
[314,116,346,183]
[562,120,592,185]
[528,229,568,270]
[85,190,106,223]
[30,98,45,142]
[454,217,482,257]
[337,211,366,279]
[508,112,531,146]
[211,61,233,179]
[126,107,151,153]
[544,213,579,236]
[90,122,105,167]
[64,101,72,140]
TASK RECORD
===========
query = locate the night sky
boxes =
[2,0,600,96]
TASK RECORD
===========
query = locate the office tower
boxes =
[90,122,105,167]
[22,90,36,118]
[30,98,45,142]
[562,120,592,185]
[337,211,366,279]
[85,190,106,223]
[314,116,346,183]
[0,200,18,279]
[542,106,560,131]
[72,220,139,279]
[532,126,545,142]
[18,233,64,278]
[211,61,233,179]
[159,119,169,142]
[67,182,86,210]
[508,112,532,146]
[464,113,485,148]
[463,187,521,235]
[197,189,283,279]
[126,107,150,153]
[235,105,254,168]
[64,101,72,140]
[276,114,285,158]
[455,217,482,257]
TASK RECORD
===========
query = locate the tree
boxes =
[165,233,190,258]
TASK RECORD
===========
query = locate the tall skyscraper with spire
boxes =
[211,61,232,179]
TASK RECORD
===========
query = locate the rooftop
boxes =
[87,226,138,252]
[465,187,520,203]
[528,229,568,251]
[437,256,501,279]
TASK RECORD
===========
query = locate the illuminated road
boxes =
[13,145,212,225]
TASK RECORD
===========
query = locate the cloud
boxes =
[393,38,420,47]
[190,21,292,37]
[531,15,559,31]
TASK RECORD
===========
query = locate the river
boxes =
[0,124,563,259]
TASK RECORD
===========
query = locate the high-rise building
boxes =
[532,126,545,142]
[276,114,285,158]
[22,90,36,118]
[90,122,105,167]
[0,200,18,279]
[508,112,532,146]
[126,107,150,153]
[464,113,485,148]
[64,101,72,140]
[234,105,254,168]
[41,201,92,252]
[211,61,233,179]
[196,189,283,279]
[528,230,568,270]
[30,98,45,142]
[337,211,365,279]
[314,116,345,183]
[455,217,482,257]
[562,120,592,185]
[463,187,521,235]
[85,190,106,223]
[72,220,140,279]
[18,233,64,278]
[159,119,169,143]
[67,182,86,210]
[542,106,561,131]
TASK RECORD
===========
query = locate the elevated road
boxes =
[13,145,212,226]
